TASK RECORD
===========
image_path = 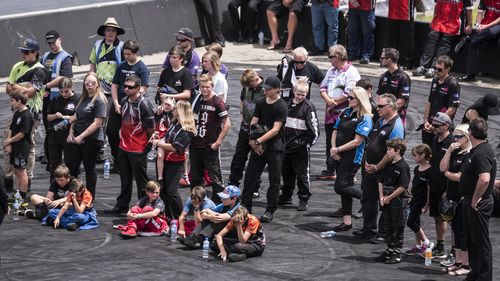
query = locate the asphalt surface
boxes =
[0,44,499,280]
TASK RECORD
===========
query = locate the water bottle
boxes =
[202,238,210,260]
[320,230,336,238]
[53,119,69,131]
[424,247,432,266]
[147,145,157,160]
[258,31,264,46]
[12,190,22,221]
[103,159,110,179]
[170,220,177,242]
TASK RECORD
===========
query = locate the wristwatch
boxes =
[255,139,260,145]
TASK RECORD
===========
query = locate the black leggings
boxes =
[161,160,184,220]
[333,156,361,216]
[65,138,103,198]
[406,193,426,233]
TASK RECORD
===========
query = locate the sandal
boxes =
[449,267,470,276]
[283,48,293,54]
[267,40,280,50]
[441,263,461,273]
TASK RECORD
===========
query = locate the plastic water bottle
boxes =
[12,190,22,221]
[53,119,69,131]
[103,159,110,179]
[320,230,336,238]
[258,31,264,46]
[424,247,432,266]
[202,238,210,260]
[170,220,177,242]
[147,145,157,160]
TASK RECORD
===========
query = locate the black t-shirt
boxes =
[429,133,453,193]
[376,68,411,121]
[136,196,166,214]
[459,142,497,197]
[10,109,33,158]
[47,94,79,139]
[253,97,288,152]
[380,158,411,194]
[412,165,430,196]
[157,67,193,95]
[48,177,74,200]
[427,76,460,120]
[446,150,469,201]
[73,96,107,141]
[112,60,149,101]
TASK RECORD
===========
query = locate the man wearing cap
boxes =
[421,55,460,146]
[89,17,125,95]
[428,112,454,258]
[242,76,288,223]
[4,38,47,192]
[459,118,496,280]
[40,30,73,169]
[190,74,230,204]
[180,185,242,249]
[162,28,201,82]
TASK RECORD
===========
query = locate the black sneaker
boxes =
[385,249,402,264]
[458,73,476,82]
[297,200,308,211]
[328,208,343,218]
[45,217,55,226]
[260,211,274,223]
[359,58,370,64]
[352,229,376,239]
[370,235,386,244]
[183,234,203,249]
[375,248,393,262]
[432,247,447,259]
[228,253,247,262]
[278,196,293,205]
[455,36,470,53]
[24,209,37,219]
[333,223,352,232]
[67,223,79,231]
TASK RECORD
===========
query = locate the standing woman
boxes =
[47,78,79,182]
[329,86,372,232]
[66,72,107,198]
[439,124,471,276]
[201,51,228,101]
[151,100,196,220]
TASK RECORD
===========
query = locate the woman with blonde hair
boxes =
[201,51,228,101]
[328,86,373,232]
[65,72,107,198]
[152,100,196,220]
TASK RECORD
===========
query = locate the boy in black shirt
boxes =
[2,93,33,198]
[376,138,410,264]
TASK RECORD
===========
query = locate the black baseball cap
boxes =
[262,76,281,90]
[45,30,60,43]
[17,38,40,51]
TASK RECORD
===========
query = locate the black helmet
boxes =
[440,199,458,222]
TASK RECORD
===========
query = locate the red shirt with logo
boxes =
[431,0,473,35]
[119,95,155,153]
[479,0,500,25]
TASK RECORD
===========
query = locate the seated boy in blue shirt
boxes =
[177,186,216,238]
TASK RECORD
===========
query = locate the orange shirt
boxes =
[66,189,93,208]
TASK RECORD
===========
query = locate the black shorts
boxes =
[10,155,28,169]
[267,0,306,16]
[451,201,467,250]
[429,191,444,218]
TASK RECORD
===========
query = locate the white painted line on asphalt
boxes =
[0,0,145,20]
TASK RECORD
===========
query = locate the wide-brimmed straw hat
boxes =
[97,17,125,36]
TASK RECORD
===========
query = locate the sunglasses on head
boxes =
[124,85,139,90]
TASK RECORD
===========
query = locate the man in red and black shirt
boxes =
[421,55,460,145]
[376,48,411,125]
[191,74,231,204]
[387,0,415,68]
[413,0,473,78]
[459,0,500,81]
[112,75,155,212]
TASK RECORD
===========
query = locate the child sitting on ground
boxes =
[405,144,434,254]
[118,181,169,238]
[375,138,410,264]
[177,186,216,238]
[43,179,99,231]
[154,97,175,184]
[213,205,266,262]
[25,164,73,220]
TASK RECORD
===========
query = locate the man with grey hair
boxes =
[276,47,324,103]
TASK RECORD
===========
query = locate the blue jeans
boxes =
[347,9,375,60]
[311,2,339,50]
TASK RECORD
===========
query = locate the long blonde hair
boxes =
[77,72,108,109]
[175,100,196,134]
[350,86,373,118]
[202,51,221,72]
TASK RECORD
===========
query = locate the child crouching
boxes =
[42,179,99,231]
[118,181,168,238]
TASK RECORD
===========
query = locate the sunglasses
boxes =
[453,134,465,140]
[431,123,445,128]
[177,38,188,43]
[328,55,338,59]
[124,85,139,90]
[84,81,97,86]
[21,50,32,55]
[377,104,389,109]
[347,96,357,101]
[436,67,445,72]
[294,60,306,64]
[380,57,388,60]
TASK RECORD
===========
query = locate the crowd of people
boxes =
[1,1,499,277]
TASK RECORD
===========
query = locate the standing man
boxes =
[421,55,460,146]
[241,76,288,223]
[353,94,404,239]
[310,0,339,55]
[108,40,149,173]
[191,74,231,204]
[194,0,226,46]
[41,30,73,170]
[228,0,262,43]
[347,0,376,64]
[386,0,415,69]
[459,118,496,280]
[4,38,47,192]
[162,28,201,82]
[277,47,325,103]
[110,75,155,213]
[376,48,411,125]
[228,69,265,187]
